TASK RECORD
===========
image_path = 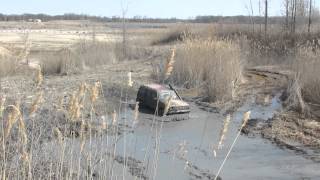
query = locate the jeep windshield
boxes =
[159,90,177,101]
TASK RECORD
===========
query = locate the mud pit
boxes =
[75,97,319,180]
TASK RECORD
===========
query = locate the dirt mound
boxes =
[0,46,12,57]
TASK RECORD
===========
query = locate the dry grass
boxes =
[40,41,116,75]
[0,56,18,77]
[0,79,115,179]
[151,26,192,45]
[0,40,118,77]
[295,47,320,105]
[286,45,320,114]
[39,40,154,75]
[171,37,243,102]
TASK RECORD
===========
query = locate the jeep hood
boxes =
[170,99,189,107]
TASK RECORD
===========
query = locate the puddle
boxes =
[114,94,319,179]
[52,95,320,179]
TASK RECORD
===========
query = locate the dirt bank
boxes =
[262,111,320,161]
[231,66,320,162]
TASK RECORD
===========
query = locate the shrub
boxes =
[292,46,320,106]
[171,37,243,102]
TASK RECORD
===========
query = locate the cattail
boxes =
[231,80,236,99]
[30,91,43,115]
[3,101,27,145]
[77,84,86,113]
[5,103,21,139]
[163,96,173,116]
[35,67,43,87]
[112,110,117,126]
[264,95,270,105]
[5,113,14,139]
[218,114,231,149]
[57,96,64,110]
[128,72,133,87]
[75,104,81,119]
[73,96,82,120]
[90,81,101,103]
[68,92,76,112]
[133,102,139,126]
[78,82,87,98]
[15,100,21,111]
[80,120,86,136]
[18,116,28,145]
[68,91,81,121]
[0,96,6,118]
[213,149,217,158]
[68,92,76,120]
[21,149,30,164]
[53,128,63,146]
[164,47,176,79]
[241,111,251,129]
[80,135,86,153]
[101,116,107,130]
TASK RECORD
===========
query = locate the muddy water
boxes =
[99,95,320,179]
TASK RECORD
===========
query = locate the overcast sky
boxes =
[0,0,293,19]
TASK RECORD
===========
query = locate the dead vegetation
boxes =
[40,41,116,75]
[0,56,17,77]
[0,77,133,179]
[171,37,243,102]
[151,26,193,45]
[292,46,320,106]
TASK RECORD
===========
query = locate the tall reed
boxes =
[172,37,242,102]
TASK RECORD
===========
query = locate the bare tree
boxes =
[308,0,312,33]
[121,0,129,60]
[291,0,297,34]
[259,0,262,33]
[250,0,255,33]
[285,0,290,31]
[284,0,308,33]
[264,0,268,37]
[245,0,255,33]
